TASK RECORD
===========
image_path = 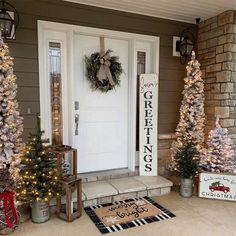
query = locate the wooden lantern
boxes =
[50,146,77,178]
[56,177,82,222]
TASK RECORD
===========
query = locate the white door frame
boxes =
[38,20,159,172]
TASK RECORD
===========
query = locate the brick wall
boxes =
[198,10,236,150]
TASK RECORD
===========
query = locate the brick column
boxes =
[198,10,236,150]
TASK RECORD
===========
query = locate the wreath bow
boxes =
[84,36,123,92]
[97,51,115,86]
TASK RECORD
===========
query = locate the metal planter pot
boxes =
[180,177,193,197]
[31,201,50,223]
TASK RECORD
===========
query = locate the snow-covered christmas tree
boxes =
[171,51,205,165]
[0,38,23,179]
[0,38,23,233]
[200,116,236,173]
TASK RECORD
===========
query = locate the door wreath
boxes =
[84,37,123,93]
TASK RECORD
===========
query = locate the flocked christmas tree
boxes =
[200,116,236,173]
[0,39,23,232]
[17,115,61,203]
[0,39,23,177]
[171,51,205,174]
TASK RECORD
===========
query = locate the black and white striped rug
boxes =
[84,196,176,234]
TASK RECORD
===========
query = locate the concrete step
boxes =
[78,168,139,183]
[50,175,173,207]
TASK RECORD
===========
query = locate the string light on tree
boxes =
[171,51,205,172]
[17,115,61,203]
[0,38,23,177]
[0,37,23,233]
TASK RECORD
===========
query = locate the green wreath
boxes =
[84,49,123,92]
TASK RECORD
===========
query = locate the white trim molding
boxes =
[38,23,70,143]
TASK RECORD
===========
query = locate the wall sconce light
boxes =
[179,28,195,64]
[0,0,19,39]
[179,18,200,64]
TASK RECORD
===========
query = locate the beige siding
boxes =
[7,0,195,139]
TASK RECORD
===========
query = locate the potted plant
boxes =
[17,115,62,223]
[174,142,198,197]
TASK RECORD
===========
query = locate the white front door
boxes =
[74,35,129,173]
[37,21,160,174]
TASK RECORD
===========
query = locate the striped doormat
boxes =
[84,196,176,234]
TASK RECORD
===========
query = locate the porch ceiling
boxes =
[64,0,236,23]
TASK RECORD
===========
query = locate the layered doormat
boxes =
[84,196,176,234]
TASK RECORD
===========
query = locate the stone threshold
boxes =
[50,175,173,207]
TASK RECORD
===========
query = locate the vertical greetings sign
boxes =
[139,74,158,176]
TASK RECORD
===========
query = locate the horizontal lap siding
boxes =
[159,41,186,132]
[7,0,194,139]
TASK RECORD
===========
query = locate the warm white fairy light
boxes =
[0,42,23,178]
[171,51,205,170]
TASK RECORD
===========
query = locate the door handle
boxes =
[75,114,79,135]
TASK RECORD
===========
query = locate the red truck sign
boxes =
[199,173,236,202]
[209,181,230,193]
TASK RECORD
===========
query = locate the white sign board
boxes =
[139,74,158,176]
[199,172,236,202]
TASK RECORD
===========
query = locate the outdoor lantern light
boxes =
[179,28,195,64]
[0,0,19,39]
[180,32,194,56]
[179,18,200,64]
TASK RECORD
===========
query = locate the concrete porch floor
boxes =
[13,191,236,236]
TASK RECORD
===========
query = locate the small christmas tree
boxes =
[173,142,198,178]
[17,115,61,203]
[171,51,205,173]
[200,116,236,173]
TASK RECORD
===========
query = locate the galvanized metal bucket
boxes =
[31,201,50,223]
[180,178,193,197]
